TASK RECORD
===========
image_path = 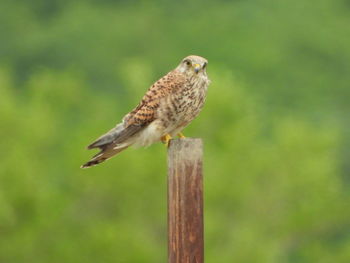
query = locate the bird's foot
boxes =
[177,132,186,139]
[161,134,172,147]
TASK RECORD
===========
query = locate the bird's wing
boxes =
[87,70,185,150]
[123,70,185,127]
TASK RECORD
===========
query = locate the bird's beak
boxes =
[194,64,201,73]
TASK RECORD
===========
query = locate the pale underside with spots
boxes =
[81,55,210,168]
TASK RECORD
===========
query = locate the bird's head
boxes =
[176,55,208,77]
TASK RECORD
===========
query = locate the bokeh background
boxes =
[1,0,350,262]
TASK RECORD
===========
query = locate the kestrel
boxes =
[81,55,210,168]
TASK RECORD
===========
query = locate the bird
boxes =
[81,55,210,168]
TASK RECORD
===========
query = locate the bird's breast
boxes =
[157,75,209,133]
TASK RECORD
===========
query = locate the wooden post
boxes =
[167,138,204,263]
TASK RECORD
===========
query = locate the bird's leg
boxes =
[177,132,186,139]
[161,134,172,147]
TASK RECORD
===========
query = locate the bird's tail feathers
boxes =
[81,145,129,168]
[82,122,132,168]
[87,123,124,149]
[82,122,143,168]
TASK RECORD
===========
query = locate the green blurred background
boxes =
[1,0,350,262]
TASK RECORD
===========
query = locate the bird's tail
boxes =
[81,123,132,168]
[81,145,129,168]
[87,123,124,150]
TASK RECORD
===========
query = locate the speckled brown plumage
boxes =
[81,55,210,168]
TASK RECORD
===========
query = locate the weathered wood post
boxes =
[167,138,204,263]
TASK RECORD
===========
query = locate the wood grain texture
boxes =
[168,138,203,263]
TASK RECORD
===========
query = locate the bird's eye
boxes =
[184,60,191,66]
[203,62,207,69]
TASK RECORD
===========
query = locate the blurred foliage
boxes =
[0,0,349,262]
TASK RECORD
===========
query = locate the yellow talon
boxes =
[161,134,172,147]
[177,132,186,139]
